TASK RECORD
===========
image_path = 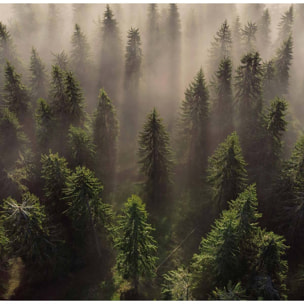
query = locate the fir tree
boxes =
[277,5,293,43]
[0,22,17,69]
[138,109,173,215]
[274,35,293,96]
[262,60,276,103]
[92,89,118,195]
[115,195,157,297]
[208,20,232,75]
[211,57,234,145]
[99,5,122,102]
[241,22,257,53]
[207,132,248,213]
[2,62,31,125]
[67,126,95,170]
[29,48,48,103]
[179,68,209,193]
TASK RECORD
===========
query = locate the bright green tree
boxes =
[115,195,157,296]
[138,109,173,215]
[207,132,248,213]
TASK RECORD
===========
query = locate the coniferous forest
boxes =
[2,3,304,300]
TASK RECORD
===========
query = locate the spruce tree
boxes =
[211,57,234,146]
[138,109,173,215]
[207,132,248,213]
[29,48,48,103]
[277,5,293,44]
[241,22,257,53]
[179,68,209,193]
[92,89,119,195]
[99,5,122,102]
[122,28,142,144]
[208,20,232,75]
[2,62,31,125]
[274,35,293,96]
[115,195,157,297]
[0,22,17,69]
[262,60,276,103]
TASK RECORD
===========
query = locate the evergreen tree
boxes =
[92,89,119,195]
[138,109,173,215]
[262,60,276,103]
[274,35,293,96]
[67,126,95,170]
[2,62,31,125]
[1,192,55,268]
[179,68,209,193]
[277,5,293,43]
[232,16,242,63]
[99,5,122,102]
[234,52,264,176]
[208,20,232,75]
[257,9,271,58]
[115,195,157,297]
[241,22,257,53]
[211,57,234,146]
[121,27,142,144]
[29,48,48,103]
[207,132,248,213]
[0,22,17,69]
[53,51,70,72]
[64,166,106,257]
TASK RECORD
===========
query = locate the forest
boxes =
[0,2,304,300]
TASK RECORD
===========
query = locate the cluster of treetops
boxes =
[0,3,303,300]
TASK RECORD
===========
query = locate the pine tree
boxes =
[1,192,55,268]
[274,35,293,96]
[92,89,118,195]
[2,62,31,125]
[277,5,293,43]
[211,57,234,146]
[115,195,157,297]
[207,132,248,213]
[99,5,122,102]
[208,20,232,75]
[241,22,257,52]
[63,166,106,257]
[179,68,209,192]
[67,126,95,170]
[138,109,173,215]
[234,52,264,176]
[122,27,142,143]
[0,22,17,69]
[29,48,48,103]
[257,9,271,58]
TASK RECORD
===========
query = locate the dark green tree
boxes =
[29,48,48,103]
[208,20,232,75]
[2,62,31,125]
[1,192,55,268]
[211,57,234,146]
[179,68,209,193]
[67,126,95,170]
[241,22,257,53]
[115,194,157,297]
[92,89,119,195]
[121,27,142,144]
[207,132,248,213]
[98,5,122,102]
[274,35,293,96]
[138,109,173,215]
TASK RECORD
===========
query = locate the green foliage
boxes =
[2,62,31,123]
[41,152,71,214]
[274,35,293,96]
[207,132,248,213]
[93,89,118,194]
[115,195,157,294]
[29,48,48,102]
[1,192,55,267]
[162,266,193,300]
[0,22,17,68]
[211,281,246,300]
[138,109,173,214]
[179,68,209,191]
[209,20,232,74]
[67,126,95,170]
